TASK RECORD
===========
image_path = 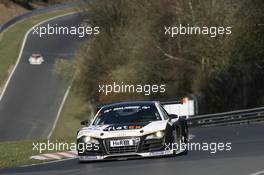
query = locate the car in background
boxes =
[28,54,44,65]
[77,101,189,162]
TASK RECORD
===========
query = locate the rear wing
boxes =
[161,97,196,119]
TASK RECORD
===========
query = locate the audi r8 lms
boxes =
[28,53,44,65]
[77,101,189,162]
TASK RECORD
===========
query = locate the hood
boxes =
[77,120,168,139]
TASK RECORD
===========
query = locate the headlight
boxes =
[145,131,165,140]
[83,136,99,143]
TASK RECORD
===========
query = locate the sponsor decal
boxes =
[103,124,144,131]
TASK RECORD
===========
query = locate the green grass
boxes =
[0,8,76,92]
[0,137,75,168]
[51,89,89,138]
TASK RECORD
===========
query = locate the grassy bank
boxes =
[51,89,89,138]
[0,137,75,168]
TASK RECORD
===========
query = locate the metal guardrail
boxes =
[188,106,264,127]
[0,2,79,33]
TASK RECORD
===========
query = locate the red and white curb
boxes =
[30,150,77,160]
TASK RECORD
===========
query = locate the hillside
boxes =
[0,1,28,24]
[72,0,264,114]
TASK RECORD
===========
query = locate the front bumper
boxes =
[78,150,174,161]
[77,135,173,161]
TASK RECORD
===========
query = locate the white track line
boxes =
[47,80,73,139]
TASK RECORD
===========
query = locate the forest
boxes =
[65,0,263,114]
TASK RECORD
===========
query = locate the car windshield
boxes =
[93,104,161,125]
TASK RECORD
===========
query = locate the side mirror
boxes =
[80,120,89,126]
[169,114,178,119]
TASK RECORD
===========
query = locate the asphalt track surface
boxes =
[1,123,264,175]
[0,13,84,141]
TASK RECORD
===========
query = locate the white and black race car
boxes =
[77,101,189,162]
[28,54,44,65]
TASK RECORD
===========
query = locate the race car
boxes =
[28,54,44,65]
[77,101,189,162]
